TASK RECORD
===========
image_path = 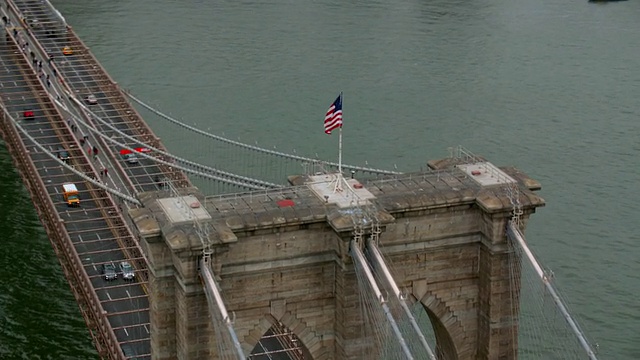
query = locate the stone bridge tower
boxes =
[131,156,544,359]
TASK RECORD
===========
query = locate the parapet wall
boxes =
[133,158,544,360]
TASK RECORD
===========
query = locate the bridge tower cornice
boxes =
[360,158,545,359]
[133,188,226,359]
[129,155,544,359]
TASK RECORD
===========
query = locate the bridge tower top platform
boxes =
[130,156,544,359]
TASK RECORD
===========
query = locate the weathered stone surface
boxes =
[130,207,161,239]
[144,158,543,360]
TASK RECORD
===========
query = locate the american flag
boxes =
[324,94,343,134]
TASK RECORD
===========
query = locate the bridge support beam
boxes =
[174,248,214,359]
[131,202,178,360]
[475,205,539,359]
[133,190,218,360]
[477,210,519,359]
[145,230,177,359]
[334,240,370,359]
[131,157,543,360]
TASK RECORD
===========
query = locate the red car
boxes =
[120,147,151,155]
[23,110,35,119]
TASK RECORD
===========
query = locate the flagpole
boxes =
[338,92,343,177]
[326,91,348,193]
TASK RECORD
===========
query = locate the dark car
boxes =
[121,344,140,359]
[102,263,117,281]
[57,147,70,163]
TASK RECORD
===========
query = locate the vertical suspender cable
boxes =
[367,239,436,359]
[351,240,415,360]
[201,258,245,359]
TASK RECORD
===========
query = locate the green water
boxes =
[1,0,639,358]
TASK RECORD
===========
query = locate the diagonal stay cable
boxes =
[65,96,280,190]
[4,107,141,205]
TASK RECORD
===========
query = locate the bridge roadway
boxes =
[0,1,193,358]
[7,0,190,193]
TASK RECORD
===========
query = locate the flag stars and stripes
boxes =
[324,94,343,135]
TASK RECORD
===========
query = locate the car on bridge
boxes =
[134,147,151,153]
[123,153,139,164]
[57,147,70,163]
[120,149,140,164]
[62,183,80,206]
[27,18,41,29]
[23,110,35,119]
[119,261,135,281]
[84,94,98,105]
[102,263,117,281]
[121,344,142,359]
[62,46,73,55]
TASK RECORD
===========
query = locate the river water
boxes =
[1,0,638,358]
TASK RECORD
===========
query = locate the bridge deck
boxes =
[9,0,189,195]
[0,0,197,357]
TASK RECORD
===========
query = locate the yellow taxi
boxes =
[62,46,73,55]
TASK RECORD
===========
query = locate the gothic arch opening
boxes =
[248,317,313,360]
[410,298,460,360]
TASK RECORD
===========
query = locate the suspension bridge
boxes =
[0,1,600,359]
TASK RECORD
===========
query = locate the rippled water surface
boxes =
[1,0,639,358]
